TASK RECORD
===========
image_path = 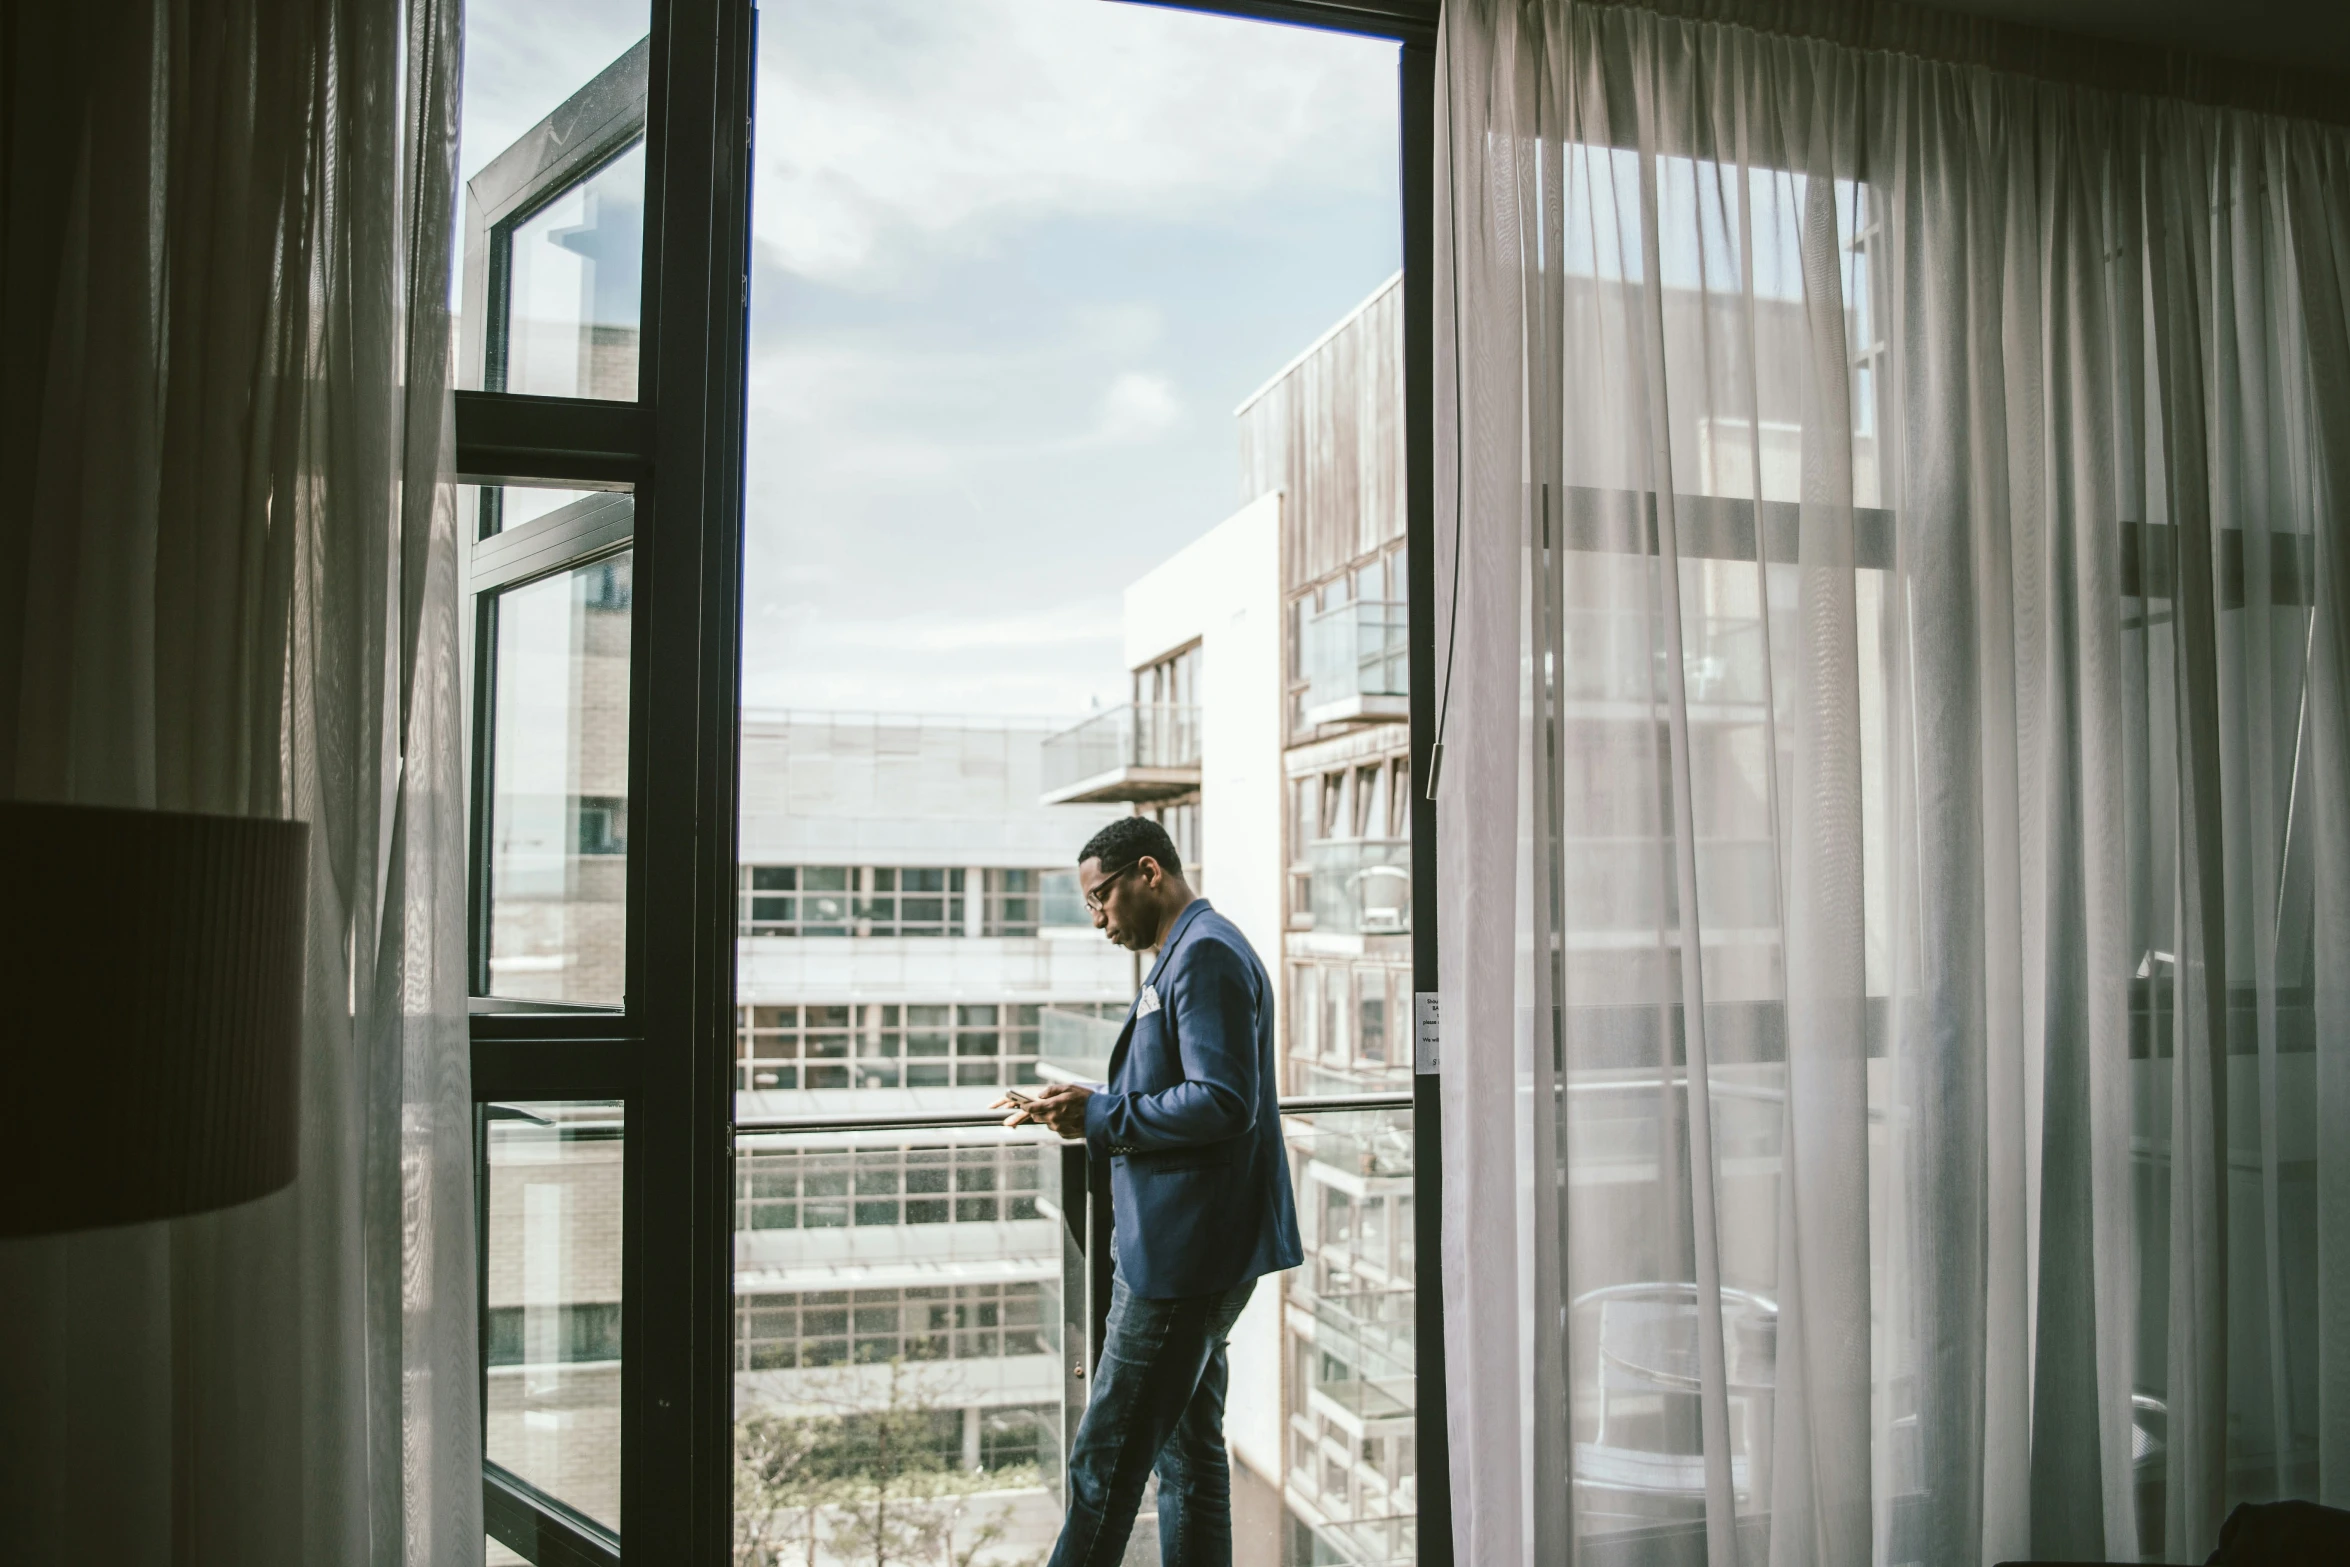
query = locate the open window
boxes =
[456,3,1446,1563]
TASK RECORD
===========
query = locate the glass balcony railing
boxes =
[1307,838,1411,936]
[1037,703,1201,804]
[1036,1004,1124,1082]
[1303,598,1408,724]
[725,1094,1415,1567]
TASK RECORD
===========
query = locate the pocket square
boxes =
[1136,983,1162,1017]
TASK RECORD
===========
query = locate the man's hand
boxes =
[994,1082,1091,1138]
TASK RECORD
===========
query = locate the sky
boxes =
[462,0,1401,720]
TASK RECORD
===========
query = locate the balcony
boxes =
[1307,838,1411,936]
[714,1094,1414,1567]
[1038,703,1201,805]
[1303,598,1407,726]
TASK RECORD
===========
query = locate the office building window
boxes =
[1147,796,1201,884]
[735,1140,1046,1232]
[1288,961,1410,1092]
[574,795,628,856]
[1353,763,1385,837]
[739,866,966,937]
[981,868,1047,935]
[735,1283,1052,1372]
[736,1003,1052,1090]
[1132,642,1199,709]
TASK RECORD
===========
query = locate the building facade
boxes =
[1041,274,1418,1567]
[730,714,1132,1558]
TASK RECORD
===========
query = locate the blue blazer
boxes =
[1082,899,1303,1299]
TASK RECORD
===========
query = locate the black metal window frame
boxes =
[459,2,1448,1564]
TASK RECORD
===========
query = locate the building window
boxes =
[574,795,628,855]
[1357,968,1388,1066]
[738,866,967,937]
[486,1301,624,1367]
[1286,962,1410,1093]
[1353,763,1385,837]
[1287,542,1408,740]
[1147,796,1201,885]
[981,868,1044,935]
[1133,642,1199,709]
[736,1002,1052,1090]
[735,1140,1046,1234]
[1289,777,1316,926]
[734,1283,1053,1372]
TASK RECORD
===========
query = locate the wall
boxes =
[1120,492,1285,983]
[1236,275,1406,596]
[1117,491,1288,1493]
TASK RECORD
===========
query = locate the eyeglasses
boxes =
[1082,860,1140,914]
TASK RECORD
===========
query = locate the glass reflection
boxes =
[487,553,633,1005]
[500,142,646,400]
[485,1101,626,1534]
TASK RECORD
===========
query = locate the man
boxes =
[996,816,1300,1567]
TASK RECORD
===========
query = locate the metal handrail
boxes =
[731,1089,1413,1136]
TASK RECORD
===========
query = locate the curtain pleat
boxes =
[0,0,476,1562]
[1437,4,2350,1565]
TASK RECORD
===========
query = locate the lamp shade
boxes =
[0,801,308,1237]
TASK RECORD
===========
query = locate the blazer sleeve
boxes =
[1084,936,1259,1155]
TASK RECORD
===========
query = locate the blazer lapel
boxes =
[1109,901,1211,1089]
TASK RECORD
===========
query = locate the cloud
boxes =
[1096,372,1181,444]
[822,603,1124,655]
[459,0,649,184]
[740,603,1126,718]
[753,0,1396,287]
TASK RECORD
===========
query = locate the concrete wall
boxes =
[740,712,1123,866]
[1117,492,1289,1494]
[1119,491,1284,980]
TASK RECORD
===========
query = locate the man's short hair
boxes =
[1078,815,1182,879]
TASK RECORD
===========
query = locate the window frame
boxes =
[460,0,752,1560]
[459,2,1448,1564]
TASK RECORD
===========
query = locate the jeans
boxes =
[1047,1267,1258,1567]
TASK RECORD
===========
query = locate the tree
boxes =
[734,1361,1046,1567]
[735,1407,851,1567]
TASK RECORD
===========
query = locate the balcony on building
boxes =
[1302,598,1407,726]
[1037,703,1201,805]
[1306,838,1411,936]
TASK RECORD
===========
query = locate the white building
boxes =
[1039,276,1420,1567]
[729,713,1131,1530]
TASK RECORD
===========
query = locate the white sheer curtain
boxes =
[0,0,476,1562]
[1433,2,2350,1564]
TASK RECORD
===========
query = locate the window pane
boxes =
[486,554,633,1005]
[458,7,649,396]
[500,142,646,400]
[485,1101,625,1534]
[461,482,618,542]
